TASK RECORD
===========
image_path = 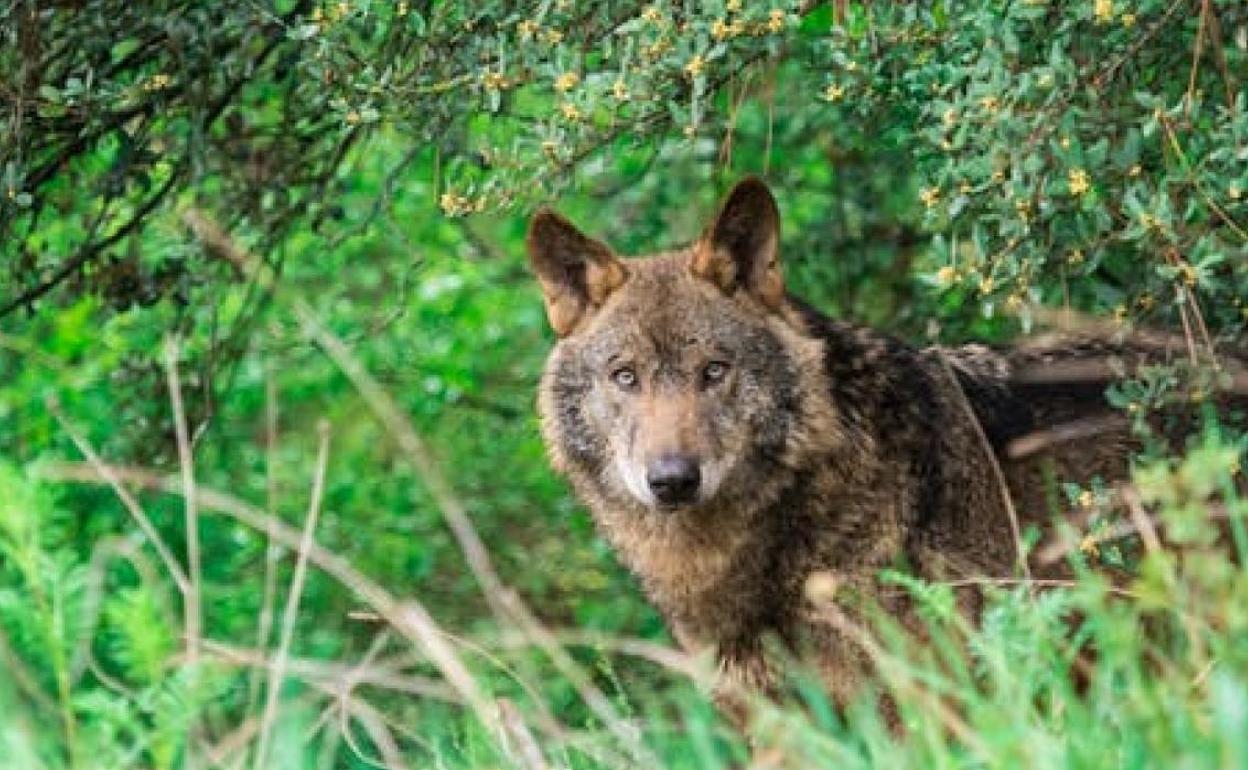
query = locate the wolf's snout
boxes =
[646,454,701,506]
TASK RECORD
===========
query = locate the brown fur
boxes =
[526,177,1243,724]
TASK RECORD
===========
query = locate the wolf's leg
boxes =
[711,640,778,732]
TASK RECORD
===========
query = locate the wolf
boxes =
[525,177,1239,721]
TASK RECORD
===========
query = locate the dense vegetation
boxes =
[2,1,1246,768]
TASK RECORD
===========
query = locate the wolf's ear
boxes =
[691,176,784,311]
[527,208,628,336]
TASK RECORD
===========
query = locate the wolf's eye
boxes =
[611,367,639,390]
[702,361,730,386]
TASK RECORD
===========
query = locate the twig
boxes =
[199,639,460,704]
[253,419,331,770]
[164,335,202,665]
[1006,414,1129,460]
[244,363,283,749]
[936,353,1032,581]
[38,461,504,737]
[292,302,513,623]
[1185,0,1209,120]
[46,398,190,596]
[343,698,409,770]
[498,698,550,770]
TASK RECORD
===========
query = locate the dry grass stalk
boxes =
[253,420,332,770]
[936,352,1032,581]
[498,697,550,770]
[163,334,202,665]
[201,640,460,703]
[1007,414,1129,460]
[46,398,191,597]
[244,363,283,752]
[38,461,504,739]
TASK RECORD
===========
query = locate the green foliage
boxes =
[2,1,1248,768]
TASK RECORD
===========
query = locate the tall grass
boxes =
[1,320,1246,769]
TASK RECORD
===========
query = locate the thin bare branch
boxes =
[498,698,550,770]
[164,335,202,664]
[46,398,190,596]
[37,461,503,738]
[245,362,283,748]
[199,639,460,704]
[936,353,1032,581]
[254,419,332,770]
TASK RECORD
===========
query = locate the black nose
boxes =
[647,454,701,506]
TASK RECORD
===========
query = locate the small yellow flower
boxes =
[726,0,742,11]
[1121,12,1136,27]
[767,9,785,33]
[612,79,630,101]
[936,266,957,286]
[1094,0,1113,24]
[942,108,957,127]
[979,276,995,294]
[711,18,733,40]
[1177,262,1197,287]
[919,186,941,208]
[980,95,1000,111]
[1078,490,1094,508]
[544,28,564,44]
[440,192,471,216]
[683,124,697,138]
[1079,534,1100,558]
[643,39,672,60]
[397,1,408,16]
[822,83,845,102]
[143,73,172,91]
[1005,294,1024,312]
[482,71,507,90]
[1128,164,1142,177]
[1068,168,1090,196]
[554,72,580,92]
[1059,136,1071,149]
[517,19,539,39]
[684,54,706,78]
[1136,293,1156,311]
[1230,184,1242,200]
[345,109,360,124]
[958,181,973,194]
[1068,249,1085,265]
[560,102,583,121]
[641,5,662,23]
[991,169,1006,184]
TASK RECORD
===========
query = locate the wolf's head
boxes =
[528,178,838,517]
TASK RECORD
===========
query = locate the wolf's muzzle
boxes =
[646,454,701,507]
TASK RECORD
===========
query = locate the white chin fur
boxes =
[615,456,657,508]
